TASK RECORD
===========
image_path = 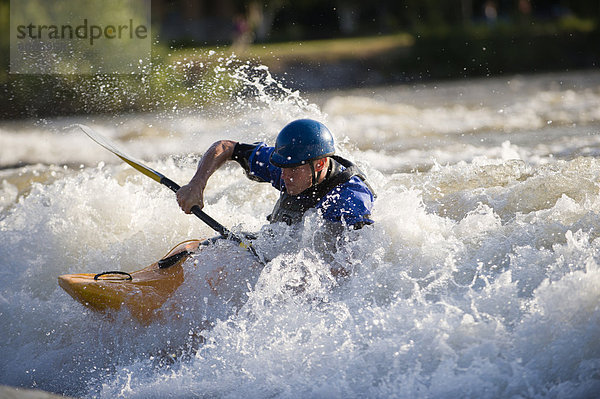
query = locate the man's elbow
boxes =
[213,140,237,158]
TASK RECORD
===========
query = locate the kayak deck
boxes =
[58,240,202,323]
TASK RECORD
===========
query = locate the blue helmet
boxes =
[270,119,335,168]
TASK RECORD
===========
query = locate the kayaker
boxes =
[176,118,375,230]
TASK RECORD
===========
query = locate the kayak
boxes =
[58,240,202,324]
[59,237,264,324]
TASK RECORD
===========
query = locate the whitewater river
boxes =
[1,63,600,398]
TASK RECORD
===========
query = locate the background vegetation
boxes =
[1,0,598,119]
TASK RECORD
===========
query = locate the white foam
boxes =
[2,70,600,398]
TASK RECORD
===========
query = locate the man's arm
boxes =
[176,140,237,214]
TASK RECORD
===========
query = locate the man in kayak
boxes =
[176,118,375,231]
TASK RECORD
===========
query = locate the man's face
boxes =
[280,158,327,195]
[280,163,313,195]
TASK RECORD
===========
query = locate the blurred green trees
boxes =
[1,0,598,119]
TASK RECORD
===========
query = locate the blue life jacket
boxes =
[232,143,375,228]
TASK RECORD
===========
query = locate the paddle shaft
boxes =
[161,176,259,258]
[158,176,234,240]
[77,124,257,255]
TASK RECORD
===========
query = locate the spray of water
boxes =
[1,61,600,398]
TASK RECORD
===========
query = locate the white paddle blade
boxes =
[76,124,164,182]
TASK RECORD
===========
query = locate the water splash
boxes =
[1,68,600,398]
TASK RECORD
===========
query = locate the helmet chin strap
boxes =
[309,161,317,187]
[309,159,326,188]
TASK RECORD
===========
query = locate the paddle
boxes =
[77,124,259,259]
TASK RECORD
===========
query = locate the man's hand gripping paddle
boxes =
[77,124,260,261]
